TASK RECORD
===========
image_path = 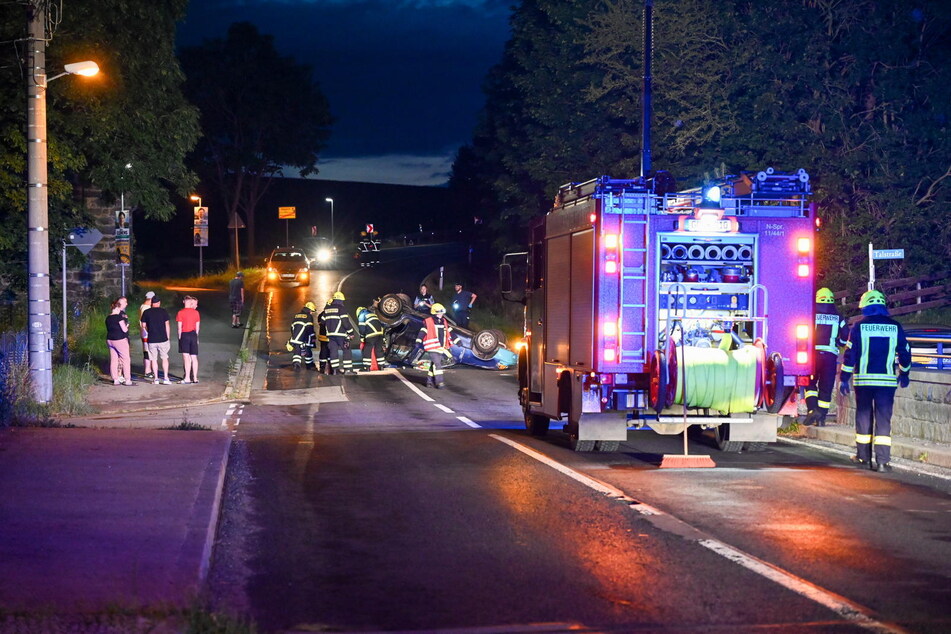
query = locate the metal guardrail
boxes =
[908,335,950,371]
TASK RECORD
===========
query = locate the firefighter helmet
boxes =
[304,301,317,311]
[815,288,835,304]
[859,289,887,308]
[431,303,446,315]
[333,291,346,301]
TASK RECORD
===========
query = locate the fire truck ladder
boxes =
[619,213,649,363]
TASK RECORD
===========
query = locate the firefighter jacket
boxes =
[358,310,384,341]
[416,316,454,351]
[840,314,912,388]
[289,308,315,346]
[814,303,848,355]
[319,300,354,339]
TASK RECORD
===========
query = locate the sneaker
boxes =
[144,372,154,380]
[114,380,123,386]
[153,379,160,385]
[180,379,193,384]
[162,378,171,385]
[125,381,137,387]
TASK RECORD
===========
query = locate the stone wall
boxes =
[837,371,951,443]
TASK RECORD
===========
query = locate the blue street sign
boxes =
[872,249,904,260]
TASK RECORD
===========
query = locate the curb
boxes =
[224,288,266,403]
[199,432,233,584]
[782,423,951,472]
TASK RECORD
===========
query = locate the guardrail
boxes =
[908,333,950,371]
[834,271,951,316]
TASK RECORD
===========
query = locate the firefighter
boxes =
[804,288,848,426]
[288,301,317,370]
[416,303,457,388]
[357,306,387,371]
[317,298,332,374]
[320,291,356,374]
[839,289,912,472]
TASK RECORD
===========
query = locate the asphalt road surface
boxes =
[207,250,951,633]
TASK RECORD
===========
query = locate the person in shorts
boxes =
[229,271,245,328]
[141,296,172,384]
[176,295,201,383]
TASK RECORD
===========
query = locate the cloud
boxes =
[287,152,456,187]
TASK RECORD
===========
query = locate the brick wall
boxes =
[837,370,951,443]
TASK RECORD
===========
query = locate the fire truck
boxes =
[501,168,816,452]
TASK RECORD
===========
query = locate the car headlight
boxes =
[316,248,332,262]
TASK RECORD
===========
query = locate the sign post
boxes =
[278,206,296,244]
[194,205,209,277]
[868,242,905,290]
[63,227,103,361]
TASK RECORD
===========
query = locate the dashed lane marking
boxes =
[489,433,902,634]
[434,403,454,414]
[392,368,435,402]
[458,416,480,429]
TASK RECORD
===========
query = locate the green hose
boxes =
[672,345,759,413]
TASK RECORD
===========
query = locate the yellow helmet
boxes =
[304,301,317,311]
[333,291,346,301]
[815,288,835,304]
[859,289,887,308]
[431,302,446,315]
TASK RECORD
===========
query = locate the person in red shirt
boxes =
[176,295,201,383]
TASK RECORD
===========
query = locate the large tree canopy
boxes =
[180,22,333,258]
[453,0,951,289]
[0,0,200,289]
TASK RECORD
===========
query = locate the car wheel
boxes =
[471,329,501,360]
[377,293,406,323]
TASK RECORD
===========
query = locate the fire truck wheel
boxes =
[764,352,785,414]
[714,424,744,453]
[472,329,502,360]
[377,293,407,323]
[524,410,550,436]
[648,350,668,413]
[594,441,619,452]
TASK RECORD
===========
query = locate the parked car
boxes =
[375,293,517,370]
[265,247,311,286]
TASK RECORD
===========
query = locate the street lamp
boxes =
[25,2,100,402]
[325,197,334,242]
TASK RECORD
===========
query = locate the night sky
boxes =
[177,0,513,186]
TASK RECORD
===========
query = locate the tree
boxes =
[180,23,333,259]
[0,0,200,290]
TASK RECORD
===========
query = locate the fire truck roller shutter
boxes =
[670,345,759,413]
[720,245,738,260]
[704,245,722,261]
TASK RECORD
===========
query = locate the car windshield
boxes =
[271,252,304,262]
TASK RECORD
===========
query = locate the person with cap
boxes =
[416,303,458,388]
[139,291,156,379]
[229,271,245,328]
[451,282,477,328]
[839,289,912,472]
[176,295,201,384]
[357,305,386,371]
[288,301,318,370]
[804,287,848,426]
[141,295,172,384]
[319,291,356,374]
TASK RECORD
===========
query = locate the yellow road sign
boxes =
[278,206,297,219]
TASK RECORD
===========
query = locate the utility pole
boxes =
[26,2,53,402]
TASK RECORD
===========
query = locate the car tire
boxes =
[471,329,501,360]
[377,293,407,323]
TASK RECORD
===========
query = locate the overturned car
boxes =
[375,293,517,371]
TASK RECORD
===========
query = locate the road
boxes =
[207,247,951,633]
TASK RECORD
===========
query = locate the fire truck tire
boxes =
[377,293,407,323]
[569,438,595,452]
[594,441,619,452]
[764,352,785,414]
[648,350,668,413]
[524,408,550,436]
[714,424,744,453]
[472,329,502,360]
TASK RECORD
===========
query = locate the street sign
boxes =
[278,206,296,219]
[227,212,246,229]
[67,227,103,255]
[872,249,904,260]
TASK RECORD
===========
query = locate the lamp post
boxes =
[325,197,334,242]
[25,2,99,403]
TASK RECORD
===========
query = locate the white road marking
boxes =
[458,416,480,428]
[220,419,228,429]
[490,433,900,633]
[226,405,236,415]
[434,403,454,414]
[392,368,435,402]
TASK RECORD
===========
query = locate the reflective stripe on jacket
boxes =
[840,315,911,387]
[814,303,847,355]
[417,316,450,351]
[289,310,315,345]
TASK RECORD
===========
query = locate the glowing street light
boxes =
[25,3,100,402]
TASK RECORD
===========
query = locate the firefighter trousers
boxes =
[362,335,385,370]
[426,351,444,387]
[291,343,314,367]
[854,386,895,465]
[318,341,331,373]
[805,351,837,423]
[328,337,353,373]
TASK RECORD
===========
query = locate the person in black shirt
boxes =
[229,271,245,328]
[451,282,477,328]
[141,296,172,384]
[106,297,134,386]
[414,284,435,312]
